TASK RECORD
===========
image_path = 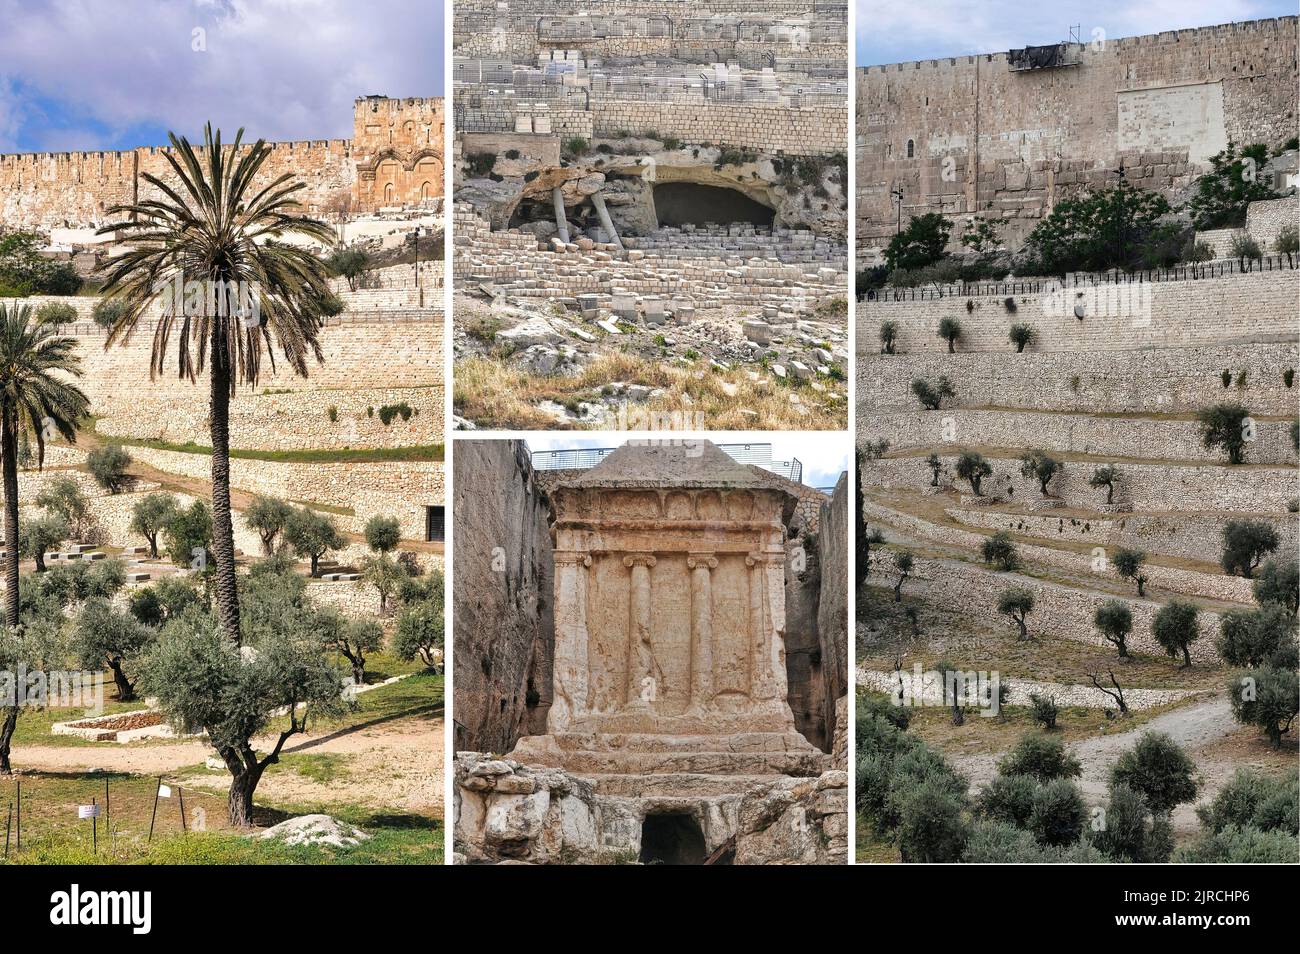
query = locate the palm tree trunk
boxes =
[2,402,19,630]
[208,326,241,645]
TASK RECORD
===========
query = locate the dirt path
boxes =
[12,714,444,816]
[945,695,1238,833]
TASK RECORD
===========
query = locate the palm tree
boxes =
[96,124,336,645]
[0,303,90,772]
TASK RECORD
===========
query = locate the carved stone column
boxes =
[686,552,718,710]
[549,550,591,730]
[623,553,657,708]
[746,551,786,702]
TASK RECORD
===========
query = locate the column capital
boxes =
[687,552,718,570]
[746,550,784,567]
[623,553,657,568]
[554,550,592,567]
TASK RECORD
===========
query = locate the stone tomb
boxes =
[458,442,829,863]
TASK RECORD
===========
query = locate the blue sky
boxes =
[0,0,444,153]
[526,436,850,491]
[856,0,1297,66]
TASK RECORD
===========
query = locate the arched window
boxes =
[384,182,395,204]
[906,139,915,159]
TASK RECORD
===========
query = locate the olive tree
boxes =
[1094,599,1134,659]
[244,495,293,557]
[70,596,156,701]
[1088,464,1118,504]
[1019,449,1062,496]
[285,506,344,577]
[998,586,1035,641]
[1220,519,1279,579]
[129,492,179,558]
[955,450,993,496]
[1110,732,1198,814]
[86,444,133,494]
[1196,402,1251,464]
[1152,599,1200,668]
[1111,547,1149,597]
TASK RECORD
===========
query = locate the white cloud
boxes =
[0,0,443,150]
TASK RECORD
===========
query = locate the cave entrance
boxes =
[639,812,708,865]
[652,182,774,228]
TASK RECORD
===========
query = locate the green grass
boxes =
[102,435,445,464]
[263,671,443,738]
[267,753,354,784]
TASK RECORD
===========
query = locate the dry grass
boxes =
[454,352,846,430]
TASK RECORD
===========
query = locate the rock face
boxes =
[816,473,850,747]
[455,441,844,864]
[452,440,555,754]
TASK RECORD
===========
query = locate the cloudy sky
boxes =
[0,0,443,153]
[526,435,850,491]
[856,0,1295,66]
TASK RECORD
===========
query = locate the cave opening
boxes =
[652,182,775,229]
[639,812,709,865]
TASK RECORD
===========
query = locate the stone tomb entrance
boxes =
[639,811,709,865]
[506,441,829,858]
[652,182,775,228]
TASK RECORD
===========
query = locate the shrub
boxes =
[981,531,1019,571]
[326,405,337,423]
[936,317,962,353]
[86,443,133,494]
[976,773,1038,827]
[36,476,93,539]
[896,778,969,862]
[1152,599,1200,668]
[1187,144,1280,230]
[1029,778,1087,847]
[1028,693,1059,730]
[1110,732,1198,813]
[91,298,129,329]
[1197,769,1298,837]
[1175,825,1300,863]
[1220,519,1279,578]
[1008,323,1035,352]
[323,247,369,291]
[1111,547,1148,597]
[883,212,951,272]
[955,450,992,496]
[999,733,1080,781]
[162,500,213,571]
[1021,179,1174,274]
[1092,784,1173,862]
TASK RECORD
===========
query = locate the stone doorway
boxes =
[639,812,708,865]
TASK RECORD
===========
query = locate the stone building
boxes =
[454,440,847,864]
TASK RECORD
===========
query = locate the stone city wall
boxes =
[856,17,1299,253]
[0,97,444,231]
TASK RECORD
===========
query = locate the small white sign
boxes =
[78,805,102,819]
[158,784,173,798]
